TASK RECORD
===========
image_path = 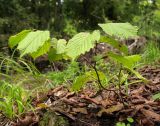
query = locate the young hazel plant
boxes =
[8,22,147,94]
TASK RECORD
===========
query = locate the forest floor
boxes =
[1,64,159,126]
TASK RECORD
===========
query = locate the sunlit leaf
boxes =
[99,23,138,39]
[91,30,100,42]
[66,30,99,60]
[48,39,68,61]
[17,30,50,57]
[31,40,51,59]
[56,39,67,54]
[9,30,31,48]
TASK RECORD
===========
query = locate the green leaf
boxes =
[51,38,58,46]
[90,70,108,86]
[72,71,108,91]
[108,52,141,69]
[91,30,100,42]
[133,69,144,79]
[56,39,67,54]
[93,55,103,62]
[99,23,138,39]
[127,117,134,123]
[31,40,51,59]
[116,122,126,126]
[9,30,31,48]
[72,74,91,91]
[100,36,128,55]
[48,48,69,61]
[17,30,50,57]
[48,39,68,61]
[16,100,24,114]
[121,73,128,85]
[152,93,160,100]
[108,52,146,80]
[66,31,99,60]
[48,48,64,61]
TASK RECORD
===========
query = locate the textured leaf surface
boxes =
[100,36,128,55]
[56,39,67,54]
[66,30,100,60]
[9,30,31,48]
[17,30,50,57]
[91,30,100,42]
[31,40,50,59]
[99,23,138,39]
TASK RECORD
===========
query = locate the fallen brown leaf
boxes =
[72,107,88,114]
[140,108,160,122]
[97,104,124,117]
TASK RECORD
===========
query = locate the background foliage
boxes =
[1,0,160,44]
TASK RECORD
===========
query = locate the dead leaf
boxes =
[131,99,145,104]
[97,104,124,117]
[130,85,144,95]
[140,108,160,122]
[54,90,67,97]
[16,115,38,126]
[81,95,102,105]
[65,92,75,98]
[101,99,113,107]
[72,107,88,114]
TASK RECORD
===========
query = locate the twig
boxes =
[82,57,118,96]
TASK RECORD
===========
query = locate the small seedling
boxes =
[0,81,31,119]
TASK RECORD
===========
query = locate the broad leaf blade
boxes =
[99,23,138,39]
[17,30,50,57]
[48,48,64,61]
[48,39,68,61]
[108,52,141,69]
[108,52,146,80]
[48,48,69,61]
[9,30,31,48]
[72,71,108,91]
[56,39,67,54]
[72,74,91,91]
[100,36,128,55]
[31,40,51,59]
[66,31,98,60]
[91,30,100,42]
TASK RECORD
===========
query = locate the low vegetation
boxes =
[0,1,160,125]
